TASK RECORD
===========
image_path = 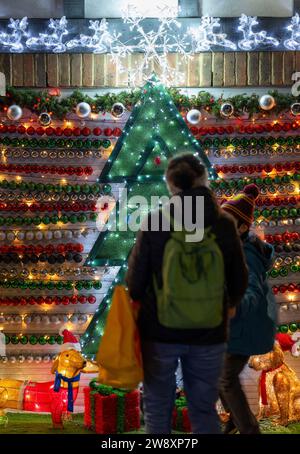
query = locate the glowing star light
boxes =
[0,17,28,53]
[238,14,279,50]
[26,16,68,53]
[284,13,300,50]
[188,16,236,51]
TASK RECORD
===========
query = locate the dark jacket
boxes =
[126,186,248,345]
[228,233,277,356]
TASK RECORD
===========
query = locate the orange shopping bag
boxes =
[97,285,143,389]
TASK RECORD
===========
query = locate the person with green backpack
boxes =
[126,153,248,434]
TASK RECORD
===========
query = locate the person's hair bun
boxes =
[243,184,259,200]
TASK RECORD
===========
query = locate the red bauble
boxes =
[81,127,91,136]
[55,127,63,136]
[8,124,17,134]
[272,123,282,132]
[63,127,73,136]
[104,128,113,137]
[78,295,86,304]
[73,127,81,136]
[75,167,84,176]
[264,163,273,173]
[113,128,122,137]
[36,126,45,136]
[217,127,225,135]
[84,166,93,175]
[62,296,70,306]
[26,126,35,135]
[154,156,161,166]
[225,125,234,134]
[17,125,26,134]
[282,123,291,132]
[93,127,102,136]
[88,295,96,304]
[189,126,198,135]
[45,127,55,136]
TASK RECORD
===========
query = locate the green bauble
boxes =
[8,181,17,190]
[75,139,83,148]
[33,216,42,226]
[91,184,100,194]
[42,216,50,225]
[84,139,92,148]
[29,335,38,345]
[289,323,298,333]
[46,184,54,192]
[102,139,111,149]
[279,324,289,334]
[56,335,63,345]
[36,183,45,192]
[93,281,102,290]
[83,281,93,290]
[48,335,56,345]
[20,335,28,345]
[38,336,47,345]
[255,178,263,186]
[50,215,59,224]
[270,269,279,278]
[271,209,279,218]
[46,282,55,290]
[11,335,19,345]
[65,185,73,194]
[5,335,10,345]
[5,217,14,226]
[89,213,98,222]
[289,208,298,217]
[15,216,23,226]
[82,184,90,194]
[65,281,73,291]
[75,281,83,291]
[280,208,288,217]
[290,264,299,273]
[27,182,36,191]
[279,267,288,277]
[0,217,5,226]
[274,176,281,185]
[73,184,81,193]
[264,177,272,186]
[59,215,69,224]
[78,214,87,223]
[55,281,64,290]
[262,209,270,218]
[69,214,78,224]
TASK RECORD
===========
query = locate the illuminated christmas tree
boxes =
[81,75,214,356]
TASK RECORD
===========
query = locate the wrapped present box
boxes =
[172,396,191,433]
[84,379,140,434]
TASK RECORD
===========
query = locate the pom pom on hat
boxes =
[243,184,259,200]
[59,328,81,352]
[275,333,295,352]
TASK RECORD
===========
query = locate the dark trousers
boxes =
[219,353,260,434]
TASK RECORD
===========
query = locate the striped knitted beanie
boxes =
[221,184,259,227]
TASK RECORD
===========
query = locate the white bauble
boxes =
[53,230,62,240]
[0,232,5,241]
[35,231,43,241]
[60,314,69,324]
[39,112,51,126]
[63,230,73,239]
[280,304,288,312]
[44,230,53,240]
[259,94,276,111]
[26,231,34,241]
[34,315,41,324]
[73,230,81,238]
[24,315,32,325]
[18,355,25,363]
[6,232,15,242]
[14,315,22,324]
[16,231,25,241]
[0,315,5,323]
[111,102,125,118]
[2,357,8,364]
[50,315,59,324]
[186,109,201,125]
[27,355,34,363]
[5,315,12,324]
[10,356,16,364]
[7,105,22,121]
[43,355,51,363]
[35,356,42,364]
[76,102,91,118]
[42,315,50,325]
[78,314,87,324]
[70,315,78,324]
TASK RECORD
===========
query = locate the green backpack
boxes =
[154,218,225,329]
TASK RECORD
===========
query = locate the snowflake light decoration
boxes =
[0,17,28,53]
[238,14,279,50]
[284,13,300,50]
[188,16,236,51]
[121,3,191,86]
[26,16,69,53]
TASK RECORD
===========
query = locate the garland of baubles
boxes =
[0,279,102,290]
[254,219,300,228]
[0,124,120,138]
[210,146,299,159]
[0,179,111,195]
[0,202,97,212]
[1,354,55,364]
[214,162,300,175]
[211,172,300,190]
[273,283,300,294]
[0,313,89,325]
[0,163,94,176]
[4,333,64,345]
[0,267,99,279]
[219,196,300,208]
[191,121,300,137]
[0,294,96,306]
[200,135,300,149]
[0,228,97,242]
[5,148,104,160]
[0,136,112,149]
[254,207,300,221]
[265,232,300,244]
[0,212,98,227]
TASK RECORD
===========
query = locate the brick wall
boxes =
[1,51,298,88]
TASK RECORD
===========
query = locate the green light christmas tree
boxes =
[81,75,215,357]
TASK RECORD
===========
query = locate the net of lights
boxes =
[1,7,300,84]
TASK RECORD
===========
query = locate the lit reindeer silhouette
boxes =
[284,13,300,50]
[26,16,68,53]
[238,14,279,50]
[188,16,236,51]
[0,17,28,53]
[67,19,114,53]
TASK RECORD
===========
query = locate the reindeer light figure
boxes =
[66,19,123,54]
[26,16,68,53]
[238,14,279,50]
[0,17,28,53]
[284,13,300,50]
[188,16,236,52]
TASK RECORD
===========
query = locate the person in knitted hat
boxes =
[219,184,277,435]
